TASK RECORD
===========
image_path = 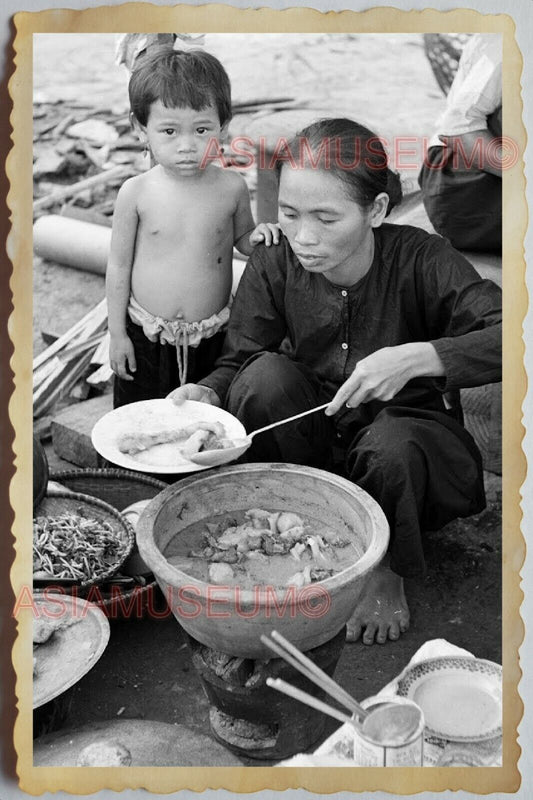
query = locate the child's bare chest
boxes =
[138,182,236,244]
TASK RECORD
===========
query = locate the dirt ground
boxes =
[32,33,502,763]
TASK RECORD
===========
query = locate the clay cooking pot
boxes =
[136,463,389,659]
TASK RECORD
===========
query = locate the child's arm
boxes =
[232,179,281,256]
[106,179,139,381]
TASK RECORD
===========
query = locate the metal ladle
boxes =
[188,402,330,468]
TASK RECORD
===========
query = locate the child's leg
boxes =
[185,330,226,385]
[114,326,227,407]
[113,319,181,408]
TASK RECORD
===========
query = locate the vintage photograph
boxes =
[12,12,522,791]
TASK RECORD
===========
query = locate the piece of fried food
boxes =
[202,432,235,451]
[181,422,233,458]
[117,428,187,455]
[118,421,226,456]
[181,429,211,458]
[185,421,225,438]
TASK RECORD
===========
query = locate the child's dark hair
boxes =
[276,118,402,215]
[129,45,232,127]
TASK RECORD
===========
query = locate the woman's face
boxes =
[278,165,376,285]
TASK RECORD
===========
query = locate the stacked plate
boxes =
[397,656,502,742]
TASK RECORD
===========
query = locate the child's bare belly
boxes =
[131,258,233,322]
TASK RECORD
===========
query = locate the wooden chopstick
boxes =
[261,631,368,720]
[266,677,355,725]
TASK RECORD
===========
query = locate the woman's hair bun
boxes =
[385,169,403,215]
[276,117,404,217]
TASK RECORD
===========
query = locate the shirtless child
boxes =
[107,45,279,407]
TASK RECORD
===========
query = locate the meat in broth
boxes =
[163,508,364,588]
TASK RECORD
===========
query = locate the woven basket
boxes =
[34,491,136,589]
[461,385,502,475]
[423,33,472,96]
[48,468,168,512]
[46,469,168,614]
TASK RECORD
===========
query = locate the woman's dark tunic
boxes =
[200,223,502,576]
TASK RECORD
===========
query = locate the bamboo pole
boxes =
[33,357,62,391]
[33,299,107,371]
[33,349,99,419]
[90,332,110,366]
[86,363,113,387]
[33,299,109,417]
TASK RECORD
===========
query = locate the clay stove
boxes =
[187,627,346,761]
[136,465,389,760]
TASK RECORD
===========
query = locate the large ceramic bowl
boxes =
[136,463,389,658]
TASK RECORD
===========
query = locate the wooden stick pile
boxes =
[33,300,109,419]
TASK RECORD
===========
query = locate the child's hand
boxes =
[249,222,281,248]
[110,334,136,381]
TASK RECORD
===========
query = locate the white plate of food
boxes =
[91,399,246,473]
[33,593,110,709]
[397,656,502,742]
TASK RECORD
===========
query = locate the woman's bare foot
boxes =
[346,562,410,645]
